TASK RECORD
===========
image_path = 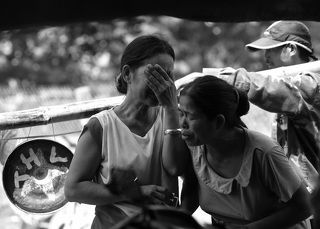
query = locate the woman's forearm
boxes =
[162,106,189,176]
[247,197,311,229]
[65,181,126,205]
[180,180,199,213]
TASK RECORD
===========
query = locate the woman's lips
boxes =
[181,130,192,140]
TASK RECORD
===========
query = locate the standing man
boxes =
[246,21,319,169]
[219,21,320,190]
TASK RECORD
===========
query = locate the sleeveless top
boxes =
[84,107,178,228]
[190,128,308,229]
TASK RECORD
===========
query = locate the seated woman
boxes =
[64,35,188,228]
[176,75,312,229]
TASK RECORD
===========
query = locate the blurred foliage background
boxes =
[0,17,320,111]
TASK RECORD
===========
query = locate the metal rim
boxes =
[2,139,73,214]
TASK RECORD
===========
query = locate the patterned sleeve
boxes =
[259,145,302,202]
[218,68,320,118]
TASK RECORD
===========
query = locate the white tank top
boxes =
[92,107,177,217]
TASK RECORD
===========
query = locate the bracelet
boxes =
[164,128,182,135]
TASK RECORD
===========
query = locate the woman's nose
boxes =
[179,115,188,129]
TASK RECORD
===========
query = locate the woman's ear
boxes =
[121,65,131,84]
[213,114,226,130]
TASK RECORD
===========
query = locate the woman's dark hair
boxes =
[116,35,175,94]
[179,75,250,128]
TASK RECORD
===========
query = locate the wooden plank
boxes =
[0,96,124,130]
[1,60,320,131]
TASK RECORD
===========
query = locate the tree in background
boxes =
[0,17,319,87]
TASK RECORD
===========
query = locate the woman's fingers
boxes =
[145,64,173,90]
[144,74,170,102]
[154,64,174,82]
[144,77,158,92]
[144,64,177,108]
[146,64,163,83]
[141,185,170,202]
[144,70,163,94]
[145,64,161,85]
[151,190,166,200]
[139,185,178,206]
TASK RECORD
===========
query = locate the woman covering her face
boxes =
[177,76,312,229]
[64,35,189,228]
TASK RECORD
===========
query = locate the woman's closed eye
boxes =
[178,108,197,121]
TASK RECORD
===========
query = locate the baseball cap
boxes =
[246,21,313,53]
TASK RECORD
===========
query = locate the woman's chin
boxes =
[182,136,195,146]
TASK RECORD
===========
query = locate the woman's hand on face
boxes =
[144,64,177,109]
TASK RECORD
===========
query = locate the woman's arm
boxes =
[162,106,190,176]
[180,162,199,214]
[64,123,128,205]
[145,64,189,176]
[244,184,311,229]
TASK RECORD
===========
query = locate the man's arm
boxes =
[218,68,320,117]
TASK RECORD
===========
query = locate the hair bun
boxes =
[236,89,250,117]
[115,73,127,94]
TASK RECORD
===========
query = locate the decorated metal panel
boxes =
[2,139,73,214]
